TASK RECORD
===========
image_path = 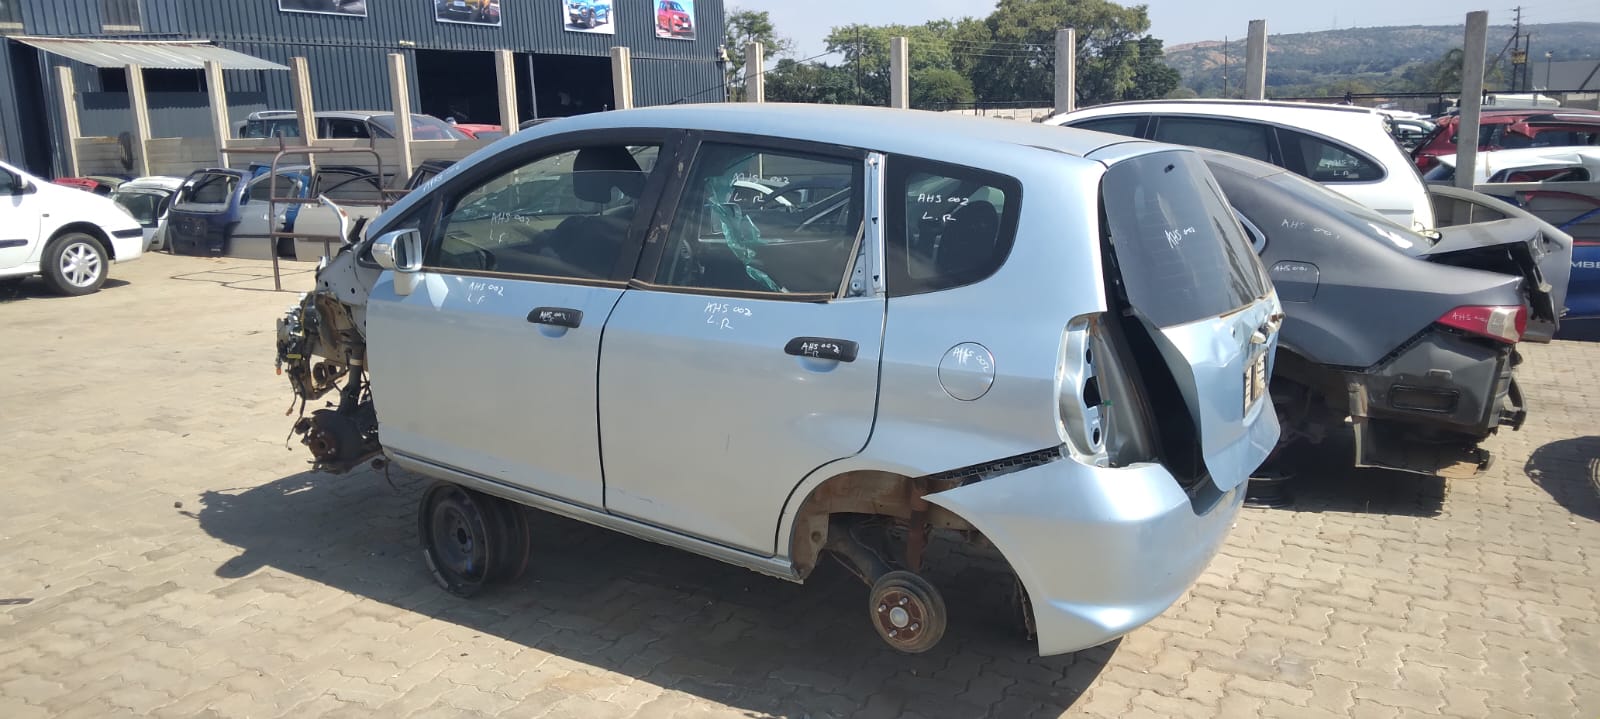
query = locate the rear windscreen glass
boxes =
[177,174,239,206]
[1101,151,1268,328]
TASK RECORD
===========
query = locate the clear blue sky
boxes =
[729,0,1600,58]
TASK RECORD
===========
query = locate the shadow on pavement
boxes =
[1257,441,1446,517]
[1525,436,1600,523]
[190,468,1115,717]
[0,277,130,302]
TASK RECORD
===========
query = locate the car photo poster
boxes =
[655,0,696,40]
[278,0,368,18]
[563,0,616,35]
[434,0,502,26]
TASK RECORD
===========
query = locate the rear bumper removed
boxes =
[926,456,1244,656]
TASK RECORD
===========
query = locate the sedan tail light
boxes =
[1437,305,1526,344]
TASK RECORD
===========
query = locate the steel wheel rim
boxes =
[430,498,487,582]
[60,242,102,288]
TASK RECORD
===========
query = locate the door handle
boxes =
[528,307,583,329]
[785,337,859,362]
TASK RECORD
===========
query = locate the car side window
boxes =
[651,143,863,297]
[324,118,371,139]
[427,144,659,281]
[248,174,301,203]
[1278,130,1385,183]
[1071,116,1145,139]
[885,157,1021,296]
[1153,117,1274,163]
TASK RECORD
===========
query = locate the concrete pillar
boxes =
[125,64,152,177]
[1055,28,1076,113]
[1244,20,1267,101]
[56,67,82,178]
[744,41,764,103]
[388,53,415,183]
[204,61,230,167]
[290,57,317,144]
[889,36,910,109]
[1456,11,1489,195]
[610,46,634,110]
[495,49,519,133]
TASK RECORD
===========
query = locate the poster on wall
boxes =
[278,0,368,18]
[563,0,616,34]
[434,0,502,26]
[654,0,696,40]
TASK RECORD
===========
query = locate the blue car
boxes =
[566,0,609,28]
[167,165,382,260]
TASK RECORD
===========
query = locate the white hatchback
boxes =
[0,160,144,295]
[1045,100,1437,230]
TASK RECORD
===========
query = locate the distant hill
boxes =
[1164,22,1600,97]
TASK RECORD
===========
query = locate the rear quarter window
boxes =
[1278,129,1385,183]
[885,157,1022,296]
[1101,151,1268,328]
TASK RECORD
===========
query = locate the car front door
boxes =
[366,133,673,508]
[598,137,885,554]
[0,165,43,270]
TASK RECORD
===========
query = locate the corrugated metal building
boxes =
[0,0,727,177]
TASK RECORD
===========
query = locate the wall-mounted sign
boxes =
[563,0,616,35]
[434,0,502,26]
[279,0,367,18]
[654,0,696,40]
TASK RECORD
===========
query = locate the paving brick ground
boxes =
[2,253,1597,718]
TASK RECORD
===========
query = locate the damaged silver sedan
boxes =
[274,104,1282,655]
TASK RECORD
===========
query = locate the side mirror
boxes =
[371,228,423,272]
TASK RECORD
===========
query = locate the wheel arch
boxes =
[49,222,116,260]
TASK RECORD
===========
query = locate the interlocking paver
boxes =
[2,253,1598,717]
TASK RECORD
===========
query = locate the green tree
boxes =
[724,9,793,98]
[961,0,1168,105]
[765,59,857,105]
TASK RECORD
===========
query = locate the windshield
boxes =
[112,190,165,226]
[175,173,240,208]
[371,114,468,140]
[1101,151,1269,328]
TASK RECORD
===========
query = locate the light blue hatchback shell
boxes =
[366,104,1281,656]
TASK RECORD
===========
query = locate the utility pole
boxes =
[1510,6,1526,92]
[1223,36,1230,98]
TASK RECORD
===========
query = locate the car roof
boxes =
[117,176,185,191]
[517,103,1137,161]
[1435,146,1600,171]
[1046,99,1391,137]
[247,110,395,120]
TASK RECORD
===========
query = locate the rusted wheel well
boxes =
[51,223,115,260]
[788,471,977,581]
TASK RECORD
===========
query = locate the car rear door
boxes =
[597,135,884,554]
[1090,147,1282,493]
[366,131,675,509]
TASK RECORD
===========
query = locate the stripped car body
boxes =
[1203,149,1571,477]
[274,104,1280,656]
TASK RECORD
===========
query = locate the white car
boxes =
[1045,100,1437,230]
[109,176,185,251]
[0,160,144,296]
[1422,146,1600,186]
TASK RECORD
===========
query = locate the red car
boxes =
[52,176,124,196]
[450,123,506,140]
[656,0,692,36]
[1412,109,1600,172]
